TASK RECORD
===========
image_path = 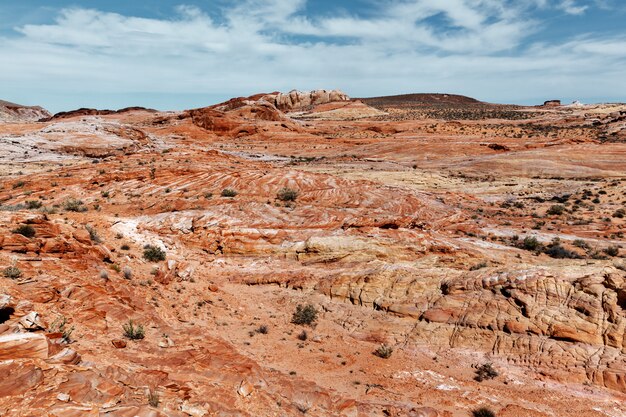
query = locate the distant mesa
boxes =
[44,106,157,122]
[0,99,51,123]
[360,93,482,108]
[543,100,561,107]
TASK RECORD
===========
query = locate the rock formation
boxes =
[0,99,51,122]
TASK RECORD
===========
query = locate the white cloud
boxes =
[0,0,624,111]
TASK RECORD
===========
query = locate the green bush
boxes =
[123,319,145,340]
[291,304,318,326]
[12,224,36,238]
[221,188,237,198]
[143,245,166,262]
[276,187,299,202]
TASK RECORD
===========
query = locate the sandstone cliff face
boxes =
[263,89,350,112]
[0,100,51,122]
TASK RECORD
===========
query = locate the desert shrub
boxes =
[297,330,308,341]
[143,245,166,262]
[121,244,130,250]
[257,325,269,334]
[469,262,487,271]
[100,270,109,279]
[474,363,498,382]
[12,224,36,238]
[544,244,579,259]
[373,344,393,359]
[276,187,299,202]
[86,225,102,243]
[613,209,625,218]
[123,267,132,279]
[12,181,25,189]
[147,389,159,407]
[546,205,565,215]
[221,188,237,197]
[25,200,42,209]
[471,407,496,417]
[123,319,145,340]
[604,245,619,257]
[291,304,318,326]
[50,316,74,343]
[521,236,540,251]
[63,198,87,212]
[573,239,590,249]
[3,266,22,279]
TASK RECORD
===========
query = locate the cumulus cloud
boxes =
[0,0,624,111]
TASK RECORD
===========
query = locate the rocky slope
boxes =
[0,92,624,417]
[0,99,51,123]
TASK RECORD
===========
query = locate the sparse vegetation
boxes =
[147,389,159,408]
[521,236,540,251]
[25,200,42,209]
[276,187,299,202]
[86,225,102,243]
[123,319,145,340]
[297,330,308,341]
[50,316,74,343]
[221,188,238,197]
[373,344,393,359]
[63,198,87,212]
[469,261,487,271]
[471,407,496,417]
[143,245,166,262]
[474,363,498,382]
[604,245,619,257]
[291,304,318,326]
[100,270,109,279]
[3,266,22,279]
[121,244,130,250]
[546,204,565,215]
[12,224,36,238]
[257,325,269,334]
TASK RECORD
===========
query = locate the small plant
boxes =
[25,200,42,209]
[203,192,213,199]
[50,316,74,343]
[297,330,308,341]
[123,267,132,280]
[221,188,238,197]
[604,245,619,257]
[257,325,269,334]
[573,239,590,250]
[86,225,102,243]
[276,187,299,202]
[471,407,496,417]
[147,389,159,408]
[13,181,25,189]
[544,244,579,259]
[373,344,393,359]
[12,224,36,238]
[546,205,565,215]
[613,209,625,218]
[123,319,145,340]
[469,261,487,271]
[521,236,540,251]
[121,244,130,250]
[3,266,22,279]
[63,198,87,212]
[291,304,318,326]
[474,363,499,382]
[143,245,166,262]
[101,190,110,198]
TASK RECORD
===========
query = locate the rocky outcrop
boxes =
[0,99,51,122]
[262,89,349,112]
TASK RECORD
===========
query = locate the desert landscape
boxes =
[0,89,625,417]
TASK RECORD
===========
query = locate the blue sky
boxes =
[0,0,625,112]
